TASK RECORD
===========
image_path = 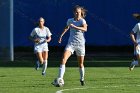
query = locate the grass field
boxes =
[0,67,140,93]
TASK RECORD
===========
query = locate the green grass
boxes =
[0,67,140,93]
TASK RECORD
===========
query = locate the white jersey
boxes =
[30,26,52,45]
[67,18,87,45]
[132,22,140,43]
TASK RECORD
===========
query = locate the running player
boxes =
[29,17,52,75]
[129,13,140,71]
[53,5,87,86]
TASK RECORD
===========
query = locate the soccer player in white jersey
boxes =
[129,13,140,71]
[53,5,87,86]
[29,17,52,75]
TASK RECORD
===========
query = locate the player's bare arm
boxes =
[45,36,51,42]
[58,26,69,43]
[29,36,40,43]
[70,23,87,32]
[130,31,138,46]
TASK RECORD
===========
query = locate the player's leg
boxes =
[129,45,140,71]
[136,54,140,65]
[41,43,49,75]
[129,55,138,71]
[77,56,85,86]
[34,44,44,64]
[35,60,40,70]
[52,45,73,86]
[42,51,48,75]
[58,50,72,79]
[36,52,44,64]
[34,53,40,70]
[76,45,85,86]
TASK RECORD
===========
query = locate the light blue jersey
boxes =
[30,26,52,45]
[67,18,87,45]
[132,22,140,43]
[132,22,140,55]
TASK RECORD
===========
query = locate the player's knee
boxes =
[61,58,67,64]
[39,59,44,64]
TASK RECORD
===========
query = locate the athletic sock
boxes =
[79,67,85,81]
[134,60,139,66]
[42,60,48,74]
[58,64,65,79]
[132,60,139,66]
[36,60,40,68]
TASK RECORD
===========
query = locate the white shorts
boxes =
[134,44,140,55]
[34,42,48,53]
[65,43,85,56]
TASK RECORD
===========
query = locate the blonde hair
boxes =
[73,5,87,18]
[38,17,45,22]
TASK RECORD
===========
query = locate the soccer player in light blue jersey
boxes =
[53,5,88,86]
[29,17,52,75]
[129,13,140,71]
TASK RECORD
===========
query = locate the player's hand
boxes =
[34,38,40,43]
[45,37,51,43]
[58,37,62,43]
[45,39,51,43]
[134,42,138,47]
[70,24,76,28]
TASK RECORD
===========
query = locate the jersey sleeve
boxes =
[81,19,87,25]
[132,23,140,33]
[30,28,36,37]
[67,19,71,26]
[46,27,52,37]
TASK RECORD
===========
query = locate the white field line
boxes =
[56,85,140,93]
[56,87,92,93]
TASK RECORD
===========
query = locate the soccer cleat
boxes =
[80,80,85,86]
[51,82,55,86]
[129,64,135,71]
[42,72,46,76]
[51,78,57,86]
[35,67,39,70]
[35,61,40,70]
